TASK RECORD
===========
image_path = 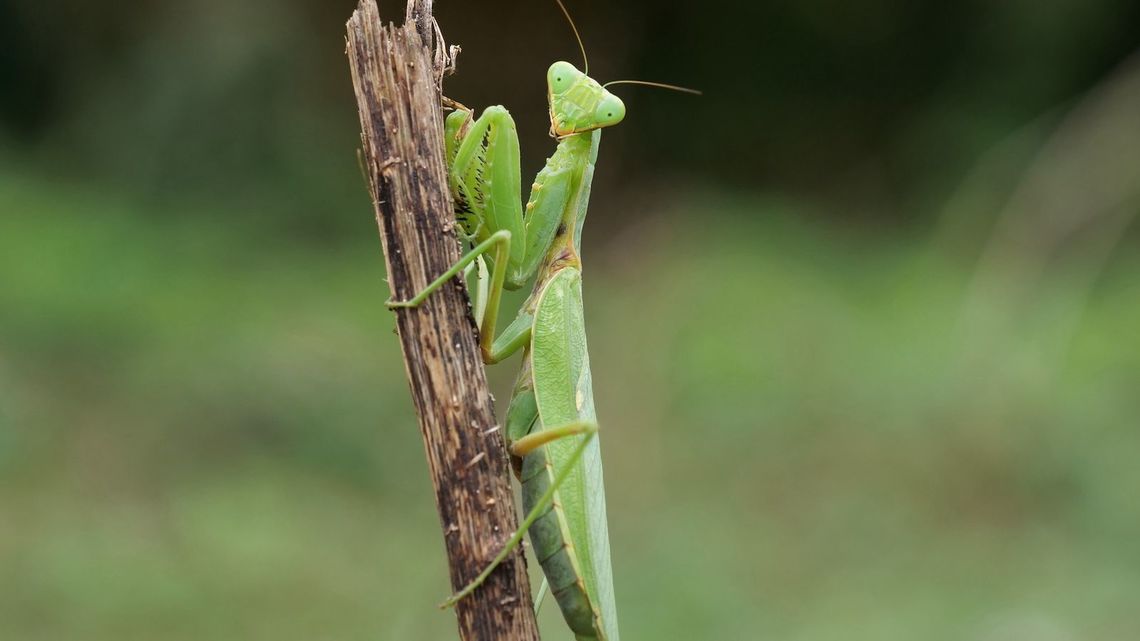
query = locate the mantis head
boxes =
[547,61,626,137]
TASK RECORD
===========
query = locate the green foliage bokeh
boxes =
[1,1,1138,639]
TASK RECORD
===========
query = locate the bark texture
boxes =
[345,2,540,639]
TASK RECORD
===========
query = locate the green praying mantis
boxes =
[387,4,696,639]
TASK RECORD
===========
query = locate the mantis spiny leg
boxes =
[439,420,598,608]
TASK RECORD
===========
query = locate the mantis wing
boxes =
[531,267,618,641]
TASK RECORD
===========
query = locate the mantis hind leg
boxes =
[534,577,550,615]
[439,418,599,609]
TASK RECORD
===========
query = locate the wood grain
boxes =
[345,2,540,639]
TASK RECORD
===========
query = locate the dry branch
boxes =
[345,2,540,640]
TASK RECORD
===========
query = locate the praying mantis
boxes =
[387,4,696,639]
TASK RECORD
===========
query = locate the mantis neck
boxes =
[537,129,601,280]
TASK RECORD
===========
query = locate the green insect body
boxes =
[523,269,615,640]
[390,60,624,641]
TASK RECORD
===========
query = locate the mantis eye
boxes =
[594,94,626,127]
[548,61,578,94]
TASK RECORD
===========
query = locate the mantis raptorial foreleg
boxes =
[448,107,527,272]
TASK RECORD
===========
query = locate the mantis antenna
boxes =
[603,79,703,96]
[554,0,589,75]
[552,0,700,97]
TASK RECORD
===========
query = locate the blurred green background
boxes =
[2,0,1139,639]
